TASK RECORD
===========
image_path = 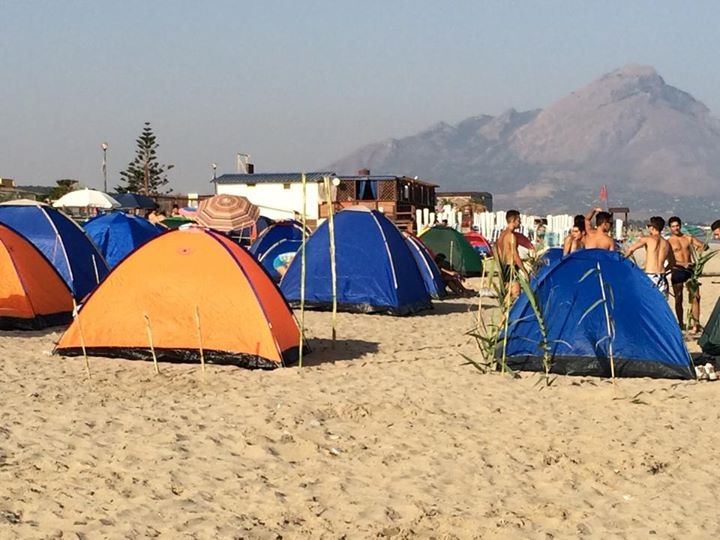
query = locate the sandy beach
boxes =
[2,277,720,538]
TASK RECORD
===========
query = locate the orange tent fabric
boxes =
[55,228,302,368]
[0,224,73,329]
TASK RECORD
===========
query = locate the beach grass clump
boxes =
[686,238,716,331]
[465,240,554,384]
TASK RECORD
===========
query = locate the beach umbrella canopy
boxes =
[196,194,260,232]
[514,231,534,250]
[112,193,156,209]
[53,188,120,209]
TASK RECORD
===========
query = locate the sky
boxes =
[2,0,720,194]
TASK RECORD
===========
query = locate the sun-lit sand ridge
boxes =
[1,276,719,538]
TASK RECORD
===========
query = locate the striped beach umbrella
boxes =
[196,194,260,232]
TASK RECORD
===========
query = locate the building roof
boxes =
[213,172,335,184]
[340,175,438,188]
[214,172,438,188]
[437,191,492,197]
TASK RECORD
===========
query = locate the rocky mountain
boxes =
[327,65,720,222]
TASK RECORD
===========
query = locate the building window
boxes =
[246,183,256,187]
[283,183,291,190]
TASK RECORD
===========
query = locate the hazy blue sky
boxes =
[2,1,719,193]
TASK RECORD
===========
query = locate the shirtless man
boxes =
[584,207,616,250]
[494,209,527,299]
[667,216,706,332]
[624,216,675,298]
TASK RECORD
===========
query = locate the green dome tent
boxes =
[419,226,483,276]
[699,298,720,356]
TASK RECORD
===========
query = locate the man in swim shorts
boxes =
[667,216,706,332]
[624,216,674,298]
[494,209,527,300]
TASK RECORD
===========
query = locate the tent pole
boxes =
[72,299,91,379]
[298,173,307,368]
[195,305,205,374]
[597,263,615,381]
[324,176,338,348]
[143,312,160,375]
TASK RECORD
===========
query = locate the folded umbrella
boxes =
[196,195,260,232]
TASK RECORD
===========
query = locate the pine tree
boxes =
[48,179,80,201]
[116,122,174,194]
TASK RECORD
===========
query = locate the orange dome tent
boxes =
[0,224,74,329]
[55,228,302,368]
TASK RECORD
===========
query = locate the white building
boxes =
[212,172,335,223]
[213,170,438,230]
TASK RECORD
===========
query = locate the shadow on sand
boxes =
[297,338,380,367]
[415,299,497,316]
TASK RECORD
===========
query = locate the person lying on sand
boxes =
[434,253,477,297]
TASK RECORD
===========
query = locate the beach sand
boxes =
[1,278,720,538]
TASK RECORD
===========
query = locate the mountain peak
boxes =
[605,63,659,79]
[326,65,720,219]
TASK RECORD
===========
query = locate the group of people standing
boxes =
[494,208,710,333]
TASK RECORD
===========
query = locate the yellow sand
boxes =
[0,277,718,538]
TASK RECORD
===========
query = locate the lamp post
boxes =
[212,163,217,194]
[101,142,108,192]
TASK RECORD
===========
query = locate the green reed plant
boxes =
[686,238,716,331]
[464,255,510,374]
[465,238,554,383]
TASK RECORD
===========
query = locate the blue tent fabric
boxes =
[0,203,110,300]
[250,221,307,282]
[259,239,302,282]
[280,207,432,315]
[83,212,162,268]
[404,233,446,299]
[250,220,306,258]
[499,249,694,379]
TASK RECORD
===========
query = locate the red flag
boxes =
[599,184,608,202]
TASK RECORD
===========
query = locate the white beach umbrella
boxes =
[52,188,120,209]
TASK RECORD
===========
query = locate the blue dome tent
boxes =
[281,207,432,315]
[83,212,163,268]
[0,201,110,300]
[499,249,693,379]
[250,220,308,282]
[403,232,446,299]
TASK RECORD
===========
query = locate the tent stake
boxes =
[143,312,160,374]
[195,305,205,374]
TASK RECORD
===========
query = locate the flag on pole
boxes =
[599,184,608,202]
